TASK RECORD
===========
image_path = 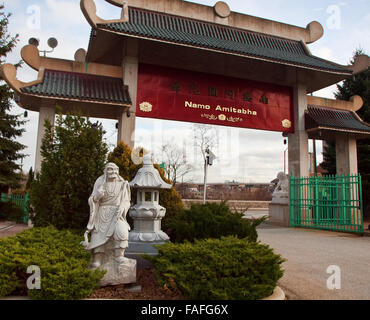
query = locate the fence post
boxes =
[23,193,29,224]
[289,176,294,227]
[313,176,319,226]
[358,174,364,233]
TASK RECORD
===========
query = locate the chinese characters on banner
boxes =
[136,64,294,133]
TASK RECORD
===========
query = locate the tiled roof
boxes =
[97,7,351,74]
[305,105,370,133]
[20,69,131,105]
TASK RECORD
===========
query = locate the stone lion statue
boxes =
[271,172,289,204]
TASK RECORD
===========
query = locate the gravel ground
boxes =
[257,223,370,300]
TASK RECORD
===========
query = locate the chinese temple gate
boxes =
[2,0,370,179]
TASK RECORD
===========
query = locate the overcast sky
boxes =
[4,0,370,183]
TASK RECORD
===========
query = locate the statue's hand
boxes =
[80,230,90,249]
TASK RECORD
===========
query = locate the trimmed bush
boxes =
[146,236,285,300]
[163,201,264,243]
[0,227,104,300]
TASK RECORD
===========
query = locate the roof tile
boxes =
[305,105,370,133]
[20,69,131,105]
[97,7,351,74]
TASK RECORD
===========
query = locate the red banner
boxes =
[136,64,294,132]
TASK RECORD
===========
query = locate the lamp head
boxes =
[47,37,58,49]
[28,37,40,47]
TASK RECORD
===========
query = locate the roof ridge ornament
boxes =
[214,1,231,18]
[307,95,364,112]
[305,21,324,44]
[19,43,122,78]
[0,64,43,93]
[100,0,324,43]
[80,0,128,28]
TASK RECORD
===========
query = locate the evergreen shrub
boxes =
[147,236,285,300]
[30,113,108,230]
[163,201,264,243]
[0,4,26,193]
[0,227,104,299]
[0,201,25,223]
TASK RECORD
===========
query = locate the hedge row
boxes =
[147,236,285,300]
[163,201,264,243]
[0,227,104,300]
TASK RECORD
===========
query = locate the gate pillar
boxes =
[288,83,309,177]
[118,38,138,149]
[336,133,358,175]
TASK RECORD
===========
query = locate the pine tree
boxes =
[25,167,34,191]
[0,5,26,193]
[30,113,109,229]
[321,49,370,217]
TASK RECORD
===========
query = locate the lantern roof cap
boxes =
[130,154,172,189]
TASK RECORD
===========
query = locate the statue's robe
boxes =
[87,175,131,251]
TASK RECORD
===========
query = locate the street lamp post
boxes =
[203,148,216,204]
[283,139,288,174]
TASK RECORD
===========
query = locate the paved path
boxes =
[0,221,29,238]
[257,223,370,300]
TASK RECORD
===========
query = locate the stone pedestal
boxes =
[99,257,137,287]
[268,202,290,227]
[96,239,137,286]
[127,201,170,255]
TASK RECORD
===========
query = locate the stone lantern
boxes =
[127,154,172,254]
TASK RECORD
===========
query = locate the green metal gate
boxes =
[290,175,364,233]
[0,193,30,223]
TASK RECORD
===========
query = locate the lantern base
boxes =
[126,238,169,255]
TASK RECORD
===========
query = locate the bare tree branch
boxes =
[159,141,193,186]
[193,124,217,161]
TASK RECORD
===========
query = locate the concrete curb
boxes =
[0,296,30,300]
[262,286,285,300]
[2,286,286,301]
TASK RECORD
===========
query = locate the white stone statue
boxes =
[271,172,289,204]
[81,162,136,286]
[81,162,131,268]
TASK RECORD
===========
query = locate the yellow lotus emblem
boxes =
[139,102,153,112]
[282,119,292,129]
[218,114,227,121]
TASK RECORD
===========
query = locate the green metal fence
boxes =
[0,193,29,223]
[290,175,363,233]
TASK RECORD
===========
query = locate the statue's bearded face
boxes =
[105,165,118,180]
